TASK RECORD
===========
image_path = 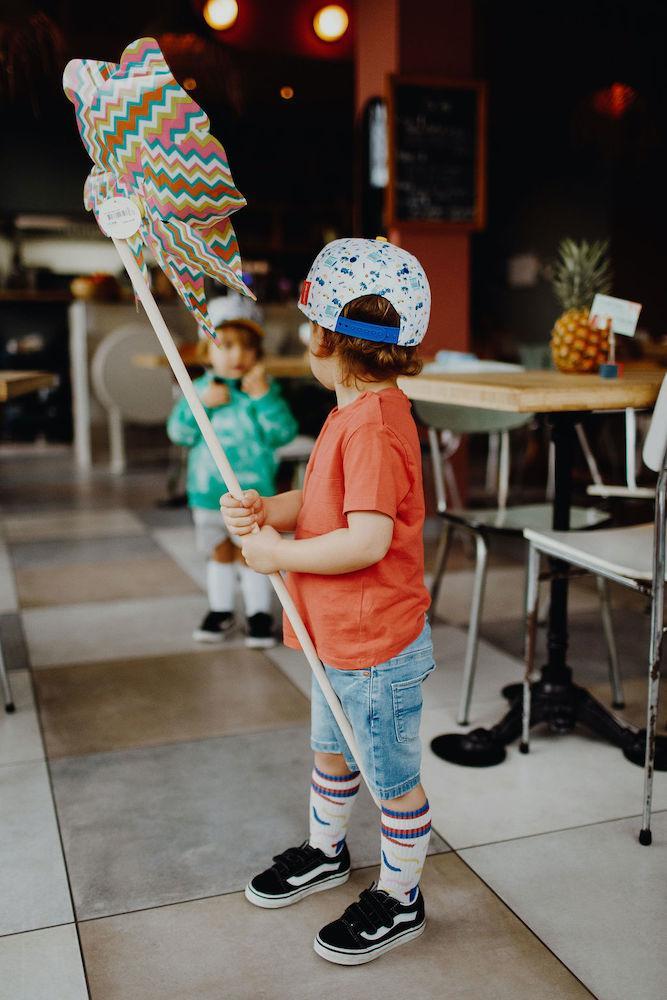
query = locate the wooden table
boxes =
[133,351,314,379]
[398,369,664,412]
[0,370,57,403]
[403,369,664,769]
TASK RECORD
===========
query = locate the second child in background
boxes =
[167,293,298,647]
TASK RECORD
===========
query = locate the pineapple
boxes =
[550,239,612,373]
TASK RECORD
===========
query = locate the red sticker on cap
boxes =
[300,280,311,306]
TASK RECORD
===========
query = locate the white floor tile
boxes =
[152,527,283,620]
[420,705,667,849]
[3,508,145,543]
[461,813,667,1000]
[0,672,44,768]
[429,624,525,710]
[0,762,73,935]
[265,625,524,715]
[0,924,88,1000]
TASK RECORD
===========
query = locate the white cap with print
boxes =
[298,237,431,347]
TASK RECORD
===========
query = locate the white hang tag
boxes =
[590,294,642,337]
[98,197,142,239]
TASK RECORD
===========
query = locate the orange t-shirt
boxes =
[282,387,430,669]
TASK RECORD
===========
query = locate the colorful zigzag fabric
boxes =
[63,36,253,340]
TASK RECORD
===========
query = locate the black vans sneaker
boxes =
[245,841,350,908]
[314,884,425,965]
[192,611,235,643]
[245,612,276,649]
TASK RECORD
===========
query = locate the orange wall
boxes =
[355,0,474,356]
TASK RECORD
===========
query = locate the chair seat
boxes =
[443,503,609,535]
[524,522,656,581]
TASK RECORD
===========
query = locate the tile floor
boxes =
[0,452,665,999]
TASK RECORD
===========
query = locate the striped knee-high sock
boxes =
[378,801,432,902]
[309,767,361,857]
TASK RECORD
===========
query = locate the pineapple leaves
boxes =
[552,238,612,310]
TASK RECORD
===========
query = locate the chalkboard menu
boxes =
[388,77,486,229]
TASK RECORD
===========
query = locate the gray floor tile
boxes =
[3,508,145,543]
[9,533,162,569]
[49,727,449,920]
[0,614,29,672]
[431,565,602,628]
[23,594,210,667]
[79,855,590,1000]
[0,672,43,768]
[0,925,88,1000]
[0,762,73,935]
[136,506,192,530]
[34,648,309,758]
[461,812,667,1000]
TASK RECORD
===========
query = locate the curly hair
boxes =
[313,295,423,383]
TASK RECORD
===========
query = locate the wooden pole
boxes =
[113,238,378,807]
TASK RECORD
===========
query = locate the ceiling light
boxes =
[313,5,349,43]
[203,0,239,31]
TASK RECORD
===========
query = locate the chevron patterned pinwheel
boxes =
[63,36,253,340]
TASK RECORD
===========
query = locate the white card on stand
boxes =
[590,294,642,337]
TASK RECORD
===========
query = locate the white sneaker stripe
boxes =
[286,862,341,887]
[359,911,417,941]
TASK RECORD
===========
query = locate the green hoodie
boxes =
[167,372,299,510]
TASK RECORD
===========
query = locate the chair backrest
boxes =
[92,323,175,425]
[643,374,667,473]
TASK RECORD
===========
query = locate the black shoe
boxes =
[245,841,350,909]
[192,611,235,643]
[245,612,276,649]
[314,884,425,965]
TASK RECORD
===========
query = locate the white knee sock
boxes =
[238,563,272,617]
[309,766,360,857]
[206,560,236,613]
[378,801,431,903]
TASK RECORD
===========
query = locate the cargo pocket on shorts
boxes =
[391,663,435,743]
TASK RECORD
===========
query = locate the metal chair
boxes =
[522,374,667,845]
[415,398,621,727]
[1,644,15,713]
[92,322,176,473]
[587,407,655,500]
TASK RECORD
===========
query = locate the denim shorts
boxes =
[310,619,435,800]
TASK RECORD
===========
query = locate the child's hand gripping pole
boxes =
[112,238,380,809]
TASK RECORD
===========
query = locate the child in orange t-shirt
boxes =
[221,238,434,965]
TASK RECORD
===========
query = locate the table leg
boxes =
[430,411,667,769]
[69,301,92,471]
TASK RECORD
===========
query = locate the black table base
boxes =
[430,411,667,773]
[431,676,667,770]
